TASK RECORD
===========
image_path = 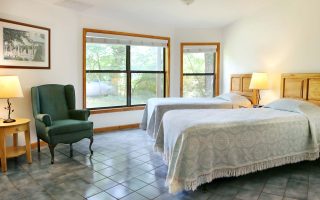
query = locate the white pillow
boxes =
[216,92,251,108]
[264,98,318,112]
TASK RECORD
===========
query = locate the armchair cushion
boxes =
[38,85,69,121]
[36,114,52,126]
[47,119,93,136]
[69,109,90,121]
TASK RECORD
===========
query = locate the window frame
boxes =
[83,28,170,114]
[180,42,220,97]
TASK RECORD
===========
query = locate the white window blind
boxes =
[183,45,217,53]
[86,32,168,47]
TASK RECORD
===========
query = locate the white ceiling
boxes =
[40,0,278,28]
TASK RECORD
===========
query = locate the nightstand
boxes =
[0,118,32,172]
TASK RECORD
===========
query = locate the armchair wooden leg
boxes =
[37,137,40,153]
[89,136,93,155]
[70,143,73,158]
[48,144,56,164]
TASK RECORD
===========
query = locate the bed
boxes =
[141,74,256,139]
[158,73,320,193]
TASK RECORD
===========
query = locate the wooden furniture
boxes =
[0,118,32,172]
[230,74,257,104]
[281,73,320,105]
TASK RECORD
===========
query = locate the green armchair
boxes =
[31,84,93,164]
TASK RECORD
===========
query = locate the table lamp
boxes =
[0,76,23,123]
[249,73,268,105]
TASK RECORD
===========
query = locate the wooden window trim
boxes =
[83,28,171,114]
[90,106,145,114]
[180,42,220,97]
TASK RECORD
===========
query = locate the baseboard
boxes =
[30,141,47,149]
[94,123,140,134]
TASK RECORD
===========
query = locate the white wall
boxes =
[0,0,223,144]
[222,0,320,104]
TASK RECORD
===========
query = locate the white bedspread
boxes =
[159,104,320,193]
[140,97,233,139]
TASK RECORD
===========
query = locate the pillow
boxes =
[264,98,318,113]
[216,92,251,108]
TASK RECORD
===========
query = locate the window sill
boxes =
[89,106,145,114]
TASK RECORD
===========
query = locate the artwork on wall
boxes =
[0,18,50,69]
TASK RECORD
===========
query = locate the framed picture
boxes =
[0,18,50,69]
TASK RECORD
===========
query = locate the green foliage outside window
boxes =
[183,52,215,97]
[86,43,164,108]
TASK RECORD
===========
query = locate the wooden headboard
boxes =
[230,74,257,104]
[281,73,320,106]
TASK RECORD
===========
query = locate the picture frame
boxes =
[0,18,50,69]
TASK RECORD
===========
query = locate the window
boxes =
[180,43,220,97]
[83,29,170,112]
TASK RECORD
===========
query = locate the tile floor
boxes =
[1,129,320,200]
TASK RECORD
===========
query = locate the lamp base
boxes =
[3,118,16,123]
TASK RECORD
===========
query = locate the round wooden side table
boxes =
[0,118,32,172]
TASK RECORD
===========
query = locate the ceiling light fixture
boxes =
[181,0,195,5]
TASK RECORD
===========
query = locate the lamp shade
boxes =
[249,73,269,90]
[0,76,23,99]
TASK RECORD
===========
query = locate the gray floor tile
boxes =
[45,184,72,196]
[90,163,110,171]
[266,176,288,187]
[24,191,54,200]
[242,180,265,191]
[154,192,178,200]
[285,180,308,199]
[136,163,157,172]
[136,185,162,199]
[2,129,320,200]
[308,191,320,200]
[106,184,133,199]
[121,178,149,191]
[136,172,158,184]
[120,192,149,200]
[235,189,261,200]
[212,184,240,196]
[109,171,136,183]
[187,189,213,200]
[262,183,285,196]
[80,171,106,183]
[0,187,26,200]
[258,193,282,200]
[94,178,118,190]
[87,191,117,200]
[50,190,86,200]
[98,167,120,177]
[309,176,320,184]
[79,185,103,198]
[208,193,235,200]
